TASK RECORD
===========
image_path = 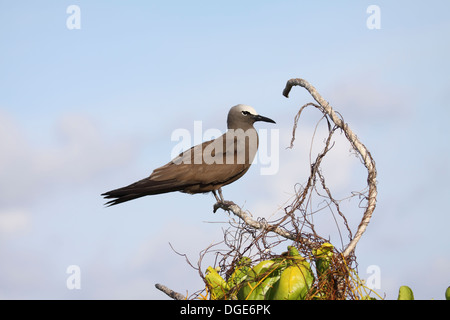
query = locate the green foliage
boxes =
[205,245,319,300]
[312,242,334,279]
[396,285,450,300]
[204,244,450,300]
[397,285,415,300]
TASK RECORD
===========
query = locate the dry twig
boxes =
[282,78,377,257]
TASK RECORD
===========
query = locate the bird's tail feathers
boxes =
[101,178,186,206]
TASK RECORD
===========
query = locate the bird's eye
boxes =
[241,111,250,116]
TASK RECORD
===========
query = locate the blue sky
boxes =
[1,1,449,299]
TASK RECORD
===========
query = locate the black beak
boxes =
[253,114,276,124]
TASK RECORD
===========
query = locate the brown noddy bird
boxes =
[101,104,275,206]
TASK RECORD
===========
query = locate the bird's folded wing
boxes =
[150,135,253,186]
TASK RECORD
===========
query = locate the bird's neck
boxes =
[224,127,259,163]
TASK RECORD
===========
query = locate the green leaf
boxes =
[205,266,228,300]
[269,263,314,300]
[312,242,334,278]
[397,285,414,300]
[227,257,253,289]
[237,259,286,300]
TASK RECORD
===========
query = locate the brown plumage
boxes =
[101,104,275,206]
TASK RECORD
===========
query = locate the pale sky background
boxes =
[1,1,449,299]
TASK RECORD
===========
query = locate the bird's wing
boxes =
[150,132,257,187]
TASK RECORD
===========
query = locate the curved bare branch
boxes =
[283,78,377,258]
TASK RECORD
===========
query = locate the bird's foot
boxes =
[212,189,235,212]
[213,200,236,213]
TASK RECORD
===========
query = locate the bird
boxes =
[101,104,276,206]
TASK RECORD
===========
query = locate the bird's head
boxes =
[227,104,276,130]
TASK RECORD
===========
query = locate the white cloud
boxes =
[0,209,31,236]
[0,111,140,207]
[326,73,412,125]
